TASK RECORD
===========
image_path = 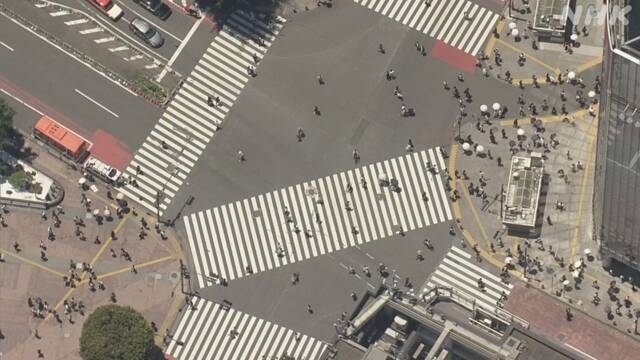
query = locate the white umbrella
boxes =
[462,142,471,151]
[508,22,517,30]
[103,208,111,217]
[480,104,488,112]
[116,192,124,200]
[476,145,485,153]
[78,177,86,185]
[563,280,571,286]
[492,102,501,111]
[505,257,512,264]
[517,128,525,136]
[511,29,519,37]
[570,34,578,41]
[93,209,100,216]
[572,270,581,278]
[378,173,388,182]
[584,248,592,255]
[567,71,576,80]
[588,90,596,98]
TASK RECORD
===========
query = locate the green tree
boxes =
[7,170,30,190]
[80,305,156,360]
[0,97,23,156]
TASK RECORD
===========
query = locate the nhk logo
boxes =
[566,4,632,26]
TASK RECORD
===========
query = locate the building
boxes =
[594,0,640,269]
[532,0,571,42]
[323,287,586,360]
[502,154,544,236]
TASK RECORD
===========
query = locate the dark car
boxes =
[129,18,164,48]
[133,0,171,20]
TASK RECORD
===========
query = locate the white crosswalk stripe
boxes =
[422,246,513,312]
[166,297,328,360]
[185,147,453,288]
[354,0,499,55]
[119,11,286,214]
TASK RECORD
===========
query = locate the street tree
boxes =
[79,305,158,360]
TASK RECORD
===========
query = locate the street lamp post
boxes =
[155,191,162,223]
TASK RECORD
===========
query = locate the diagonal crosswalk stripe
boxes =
[421,246,513,312]
[184,147,453,288]
[119,11,286,215]
[354,0,499,56]
[166,297,328,360]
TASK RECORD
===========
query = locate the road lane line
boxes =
[157,15,203,82]
[79,27,103,34]
[49,10,70,17]
[0,41,14,51]
[74,88,119,118]
[65,19,89,26]
[0,89,44,115]
[0,11,136,95]
[108,45,129,52]
[94,36,116,43]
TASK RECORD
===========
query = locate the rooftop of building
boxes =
[503,154,544,228]
[533,0,570,31]
[324,287,584,360]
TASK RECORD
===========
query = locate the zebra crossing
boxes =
[185,147,453,288]
[118,11,286,214]
[166,297,328,360]
[422,246,513,312]
[354,0,500,56]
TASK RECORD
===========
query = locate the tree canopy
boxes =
[79,305,157,360]
[0,97,18,153]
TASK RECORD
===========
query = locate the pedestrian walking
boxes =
[317,74,324,84]
[238,150,245,162]
[307,304,313,313]
[546,216,553,225]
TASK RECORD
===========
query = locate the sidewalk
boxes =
[481,0,603,86]
[0,141,185,359]
[450,91,640,339]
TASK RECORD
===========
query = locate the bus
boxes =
[33,116,90,162]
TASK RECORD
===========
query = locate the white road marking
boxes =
[94,36,116,43]
[74,89,119,118]
[157,16,203,81]
[65,19,89,26]
[108,45,129,52]
[79,27,103,34]
[0,41,14,52]
[0,11,137,96]
[49,10,70,17]
[0,89,44,116]
[124,54,144,61]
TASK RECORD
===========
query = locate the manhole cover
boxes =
[170,272,179,279]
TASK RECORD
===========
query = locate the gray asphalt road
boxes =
[196,222,454,341]
[0,14,161,149]
[166,0,502,342]
[173,1,517,215]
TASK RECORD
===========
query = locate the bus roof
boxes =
[34,116,88,156]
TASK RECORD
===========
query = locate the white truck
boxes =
[83,156,122,185]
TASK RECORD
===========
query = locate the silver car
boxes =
[129,17,164,48]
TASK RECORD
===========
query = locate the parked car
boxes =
[132,0,172,20]
[87,0,124,21]
[129,18,164,48]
